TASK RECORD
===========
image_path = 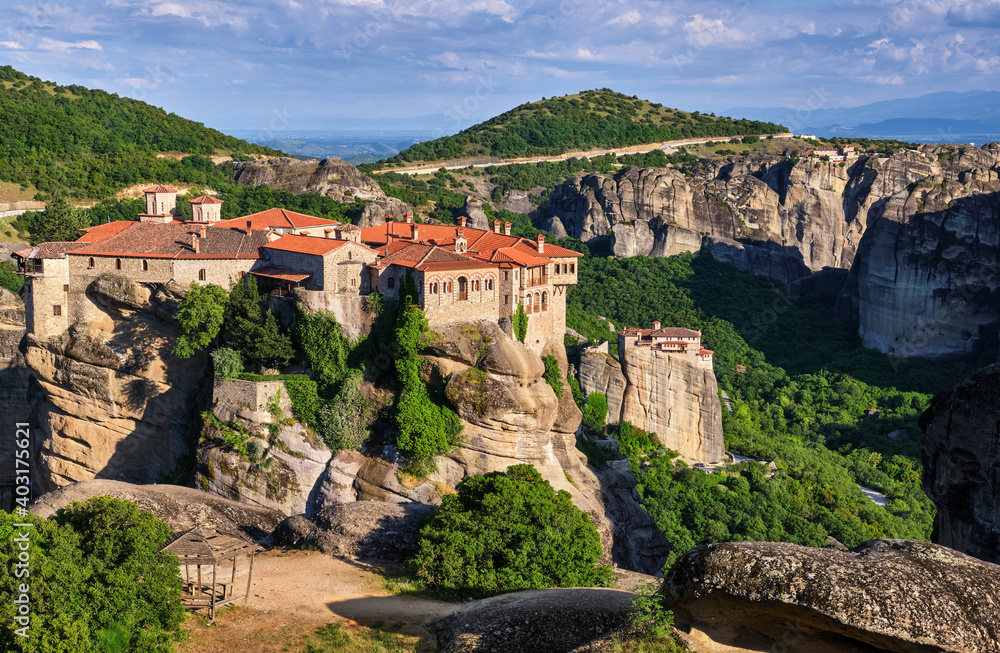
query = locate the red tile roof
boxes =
[374,242,495,273]
[263,234,355,256]
[188,195,224,205]
[77,220,135,243]
[144,185,178,193]
[68,223,269,259]
[621,326,702,339]
[212,208,338,231]
[12,242,80,260]
[699,349,714,356]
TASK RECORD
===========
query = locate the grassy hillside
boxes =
[0,65,284,200]
[374,89,787,167]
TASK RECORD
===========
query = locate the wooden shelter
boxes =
[162,527,260,619]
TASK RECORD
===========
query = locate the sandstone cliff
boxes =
[0,288,31,472]
[920,364,1000,565]
[663,539,1000,652]
[579,347,724,464]
[25,277,205,492]
[231,156,385,203]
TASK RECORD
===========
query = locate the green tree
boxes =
[173,282,228,358]
[210,347,243,379]
[30,195,85,244]
[0,261,24,294]
[512,302,528,343]
[223,276,294,370]
[542,355,564,398]
[295,305,348,390]
[409,464,612,597]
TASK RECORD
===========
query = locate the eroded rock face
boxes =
[0,288,31,470]
[358,196,415,228]
[838,177,1000,357]
[921,364,1000,564]
[618,344,724,463]
[578,350,627,424]
[663,539,1000,653]
[231,156,384,202]
[30,480,284,541]
[26,279,204,492]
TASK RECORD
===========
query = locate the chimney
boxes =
[324,228,333,239]
[493,220,502,233]
[191,234,200,254]
[411,223,419,240]
[536,234,545,254]
[198,225,207,238]
[246,219,253,236]
[405,213,413,224]
[504,221,512,236]
[387,215,395,223]
[653,321,661,330]
[457,216,467,228]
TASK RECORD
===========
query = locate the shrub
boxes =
[283,376,320,426]
[409,464,612,597]
[542,355,564,398]
[0,261,24,294]
[295,305,348,390]
[316,370,374,451]
[583,392,608,431]
[174,283,228,358]
[512,302,528,343]
[211,347,243,379]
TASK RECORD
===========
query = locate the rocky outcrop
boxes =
[231,156,384,203]
[663,539,1000,653]
[30,480,284,540]
[837,176,1000,357]
[920,364,1000,564]
[26,278,204,492]
[0,288,31,470]
[463,197,490,230]
[428,588,635,653]
[618,345,724,463]
[594,465,669,574]
[578,350,627,424]
[273,502,434,561]
[358,196,415,228]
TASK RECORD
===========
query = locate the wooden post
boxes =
[196,565,202,597]
[211,563,216,620]
[244,551,255,606]
[230,556,238,598]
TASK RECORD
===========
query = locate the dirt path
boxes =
[380,132,794,176]
[179,550,459,653]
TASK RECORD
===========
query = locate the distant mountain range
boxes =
[727,91,1000,144]
[226,129,442,165]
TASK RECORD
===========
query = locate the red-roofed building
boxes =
[360,215,582,346]
[260,234,376,295]
[212,208,340,237]
[140,186,182,223]
[188,195,224,223]
[619,320,713,369]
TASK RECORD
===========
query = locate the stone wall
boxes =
[267,248,325,290]
[212,378,292,422]
[323,242,375,294]
[23,258,70,339]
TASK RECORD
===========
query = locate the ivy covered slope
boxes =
[374,88,786,166]
[0,65,283,199]
[567,253,954,566]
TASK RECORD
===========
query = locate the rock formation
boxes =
[231,156,384,203]
[357,196,415,228]
[837,174,1000,357]
[428,588,635,653]
[663,539,1000,652]
[579,346,724,463]
[0,288,31,470]
[30,479,285,540]
[920,364,1000,564]
[25,278,205,492]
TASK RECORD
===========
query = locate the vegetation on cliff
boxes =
[374,89,785,166]
[567,253,941,565]
[0,498,183,652]
[410,464,611,597]
[0,65,283,199]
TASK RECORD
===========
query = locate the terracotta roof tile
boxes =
[213,208,339,231]
[144,185,178,193]
[264,234,358,256]
[188,195,224,205]
[12,242,80,260]
[68,223,268,259]
[77,220,136,243]
[251,266,311,283]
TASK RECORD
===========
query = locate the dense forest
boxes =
[374,89,786,166]
[566,254,948,567]
[0,66,283,199]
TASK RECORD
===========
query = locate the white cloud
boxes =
[0,41,23,49]
[38,38,102,52]
[683,14,748,46]
[610,10,642,27]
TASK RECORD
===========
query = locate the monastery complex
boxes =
[619,322,714,371]
[13,186,582,350]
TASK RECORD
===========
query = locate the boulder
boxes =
[921,364,1000,564]
[662,539,1000,652]
[428,588,635,653]
[231,156,384,202]
[30,480,284,541]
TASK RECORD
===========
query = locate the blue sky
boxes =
[2,0,999,134]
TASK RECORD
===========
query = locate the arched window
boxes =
[387,277,396,289]
[115,259,122,270]
[542,291,548,312]
[472,280,479,292]
[458,277,468,301]
[88,257,94,269]
[348,251,353,260]
[142,260,148,272]
[525,295,532,312]
[199,269,207,281]
[534,292,541,313]
[486,279,493,291]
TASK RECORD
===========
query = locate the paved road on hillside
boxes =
[379,132,795,176]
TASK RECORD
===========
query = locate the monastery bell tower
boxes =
[140,185,180,223]
[189,195,224,223]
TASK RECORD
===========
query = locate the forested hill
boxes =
[374,89,787,167]
[0,65,284,200]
